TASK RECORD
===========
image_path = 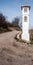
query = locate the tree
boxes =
[12,17,19,27]
[0,13,8,29]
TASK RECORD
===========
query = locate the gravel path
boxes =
[0,30,33,65]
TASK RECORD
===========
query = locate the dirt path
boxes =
[0,30,33,65]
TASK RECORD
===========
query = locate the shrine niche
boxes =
[24,16,27,22]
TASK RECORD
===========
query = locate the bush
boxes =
[30,33,33,44]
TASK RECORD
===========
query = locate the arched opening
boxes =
[24,16,27,22]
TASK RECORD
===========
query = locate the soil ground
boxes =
[0,30,33,65]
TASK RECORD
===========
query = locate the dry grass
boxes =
[15,29,33,44]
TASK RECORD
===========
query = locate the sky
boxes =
[0,0,33,29]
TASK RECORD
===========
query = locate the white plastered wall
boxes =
[21,7,30,41]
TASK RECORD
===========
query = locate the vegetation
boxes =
[0,13,12,33]
[30,30,33,44]
[15,30,33,44]
[0,13,33,44]
[0,13,8,28]
[12,18,19,27]
[11,17,21,31]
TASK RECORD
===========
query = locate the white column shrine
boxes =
[21,5,30,42]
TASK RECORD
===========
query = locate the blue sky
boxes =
[0,0,33,29]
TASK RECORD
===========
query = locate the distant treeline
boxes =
[0,13,8,29]
[0,13,21,31]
